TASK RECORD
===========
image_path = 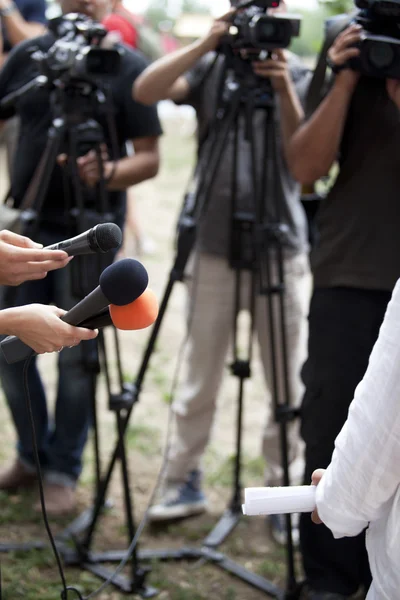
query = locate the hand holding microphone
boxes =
[0,304,98,355]
[0,230,71,286]
[0,258,150,364]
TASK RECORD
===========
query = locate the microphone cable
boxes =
[21,356,85,600]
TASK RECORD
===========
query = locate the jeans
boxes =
[0,227,99,487]
[300,287,391,595]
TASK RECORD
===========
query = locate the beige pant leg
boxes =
[166,253,237,482]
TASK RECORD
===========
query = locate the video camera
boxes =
[31,13,121,83]
[350,0,400,78]
[224,0,301,58]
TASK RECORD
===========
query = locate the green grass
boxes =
[204,453,265,489]
[125,423,161,457]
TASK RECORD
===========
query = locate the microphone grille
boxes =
[96,223,123,252]
[100,258,149,305]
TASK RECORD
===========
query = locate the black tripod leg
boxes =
[256,94,302,598]
[204,114,256,544]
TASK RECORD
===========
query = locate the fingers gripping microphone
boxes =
[45,223,123,256]
[79,288,159,330]
[0,259,149,364]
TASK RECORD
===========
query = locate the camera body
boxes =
[226,0,301,57]
[32,13,121,82]
[349,0,400,78]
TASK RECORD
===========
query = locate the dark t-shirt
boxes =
[0,33,162,227]
[2,0,47,52]
[312,76,400,292]
[176,52,311,259]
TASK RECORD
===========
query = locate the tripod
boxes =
[68,50,306,599]
[0,73,156,597]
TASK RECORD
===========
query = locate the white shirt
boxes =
[316,279,400,600]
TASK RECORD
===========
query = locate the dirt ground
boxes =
[0,111,300,599]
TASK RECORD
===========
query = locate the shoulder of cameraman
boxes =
[0,31,52,120]
[110,44,163,140]
[174,51,220,108]
[282,51,313,110]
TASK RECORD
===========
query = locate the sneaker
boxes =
[268,512,299,546]
[148,470,207,522]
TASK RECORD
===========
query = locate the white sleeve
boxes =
[316,279,400,539]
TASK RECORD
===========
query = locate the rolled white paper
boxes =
[242,485,317,516]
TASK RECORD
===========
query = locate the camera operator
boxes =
[287,18,400,600]
[0,0,162,516]
[0,228,98,352]
[133,1,312,544]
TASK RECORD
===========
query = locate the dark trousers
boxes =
[300,286,392,595]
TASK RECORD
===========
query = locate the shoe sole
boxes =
[148,502,207,522]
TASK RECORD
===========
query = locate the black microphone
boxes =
[79,307,111,330]
[45,223,123,256]
[0,258,148,364]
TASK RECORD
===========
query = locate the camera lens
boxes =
[368,41,396,69]
[258,22,278,43]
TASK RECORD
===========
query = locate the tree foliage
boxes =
[317,0,354,15]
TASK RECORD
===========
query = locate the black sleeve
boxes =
[118,47,163,140]
[0,42,30,119]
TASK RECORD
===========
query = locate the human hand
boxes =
[311,469,326,524]
[0,230,71,286]
[4,304,98,354]
[386,79,400,110]
[252,49,291,93]
[58,145,112,188]
[328,24,362,93]
[201,11,234,52]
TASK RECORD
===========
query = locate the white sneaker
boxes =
[148,470,207,522]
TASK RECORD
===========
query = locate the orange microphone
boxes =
[79,288,159,331]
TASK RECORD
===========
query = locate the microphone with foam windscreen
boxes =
[45,223,123,256]
[79,288,159,330]
[0,258,148,364]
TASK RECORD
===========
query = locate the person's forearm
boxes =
[278,79,304,165]
[107,153,159,191]
[287,78,354,184]
[134,37,211,105]
[2,12,45,46]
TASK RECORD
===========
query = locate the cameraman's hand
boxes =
[328,24,362,93]
[311,469,326,525]
[77,145,111,188]
[386,79,400,111]
[252,50,291,94]
[3,304,98,355]
[200,11,233,53]
[58,145,111,189]
[0,230,71,286]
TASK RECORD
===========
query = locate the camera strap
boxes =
[305,13,354,118]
